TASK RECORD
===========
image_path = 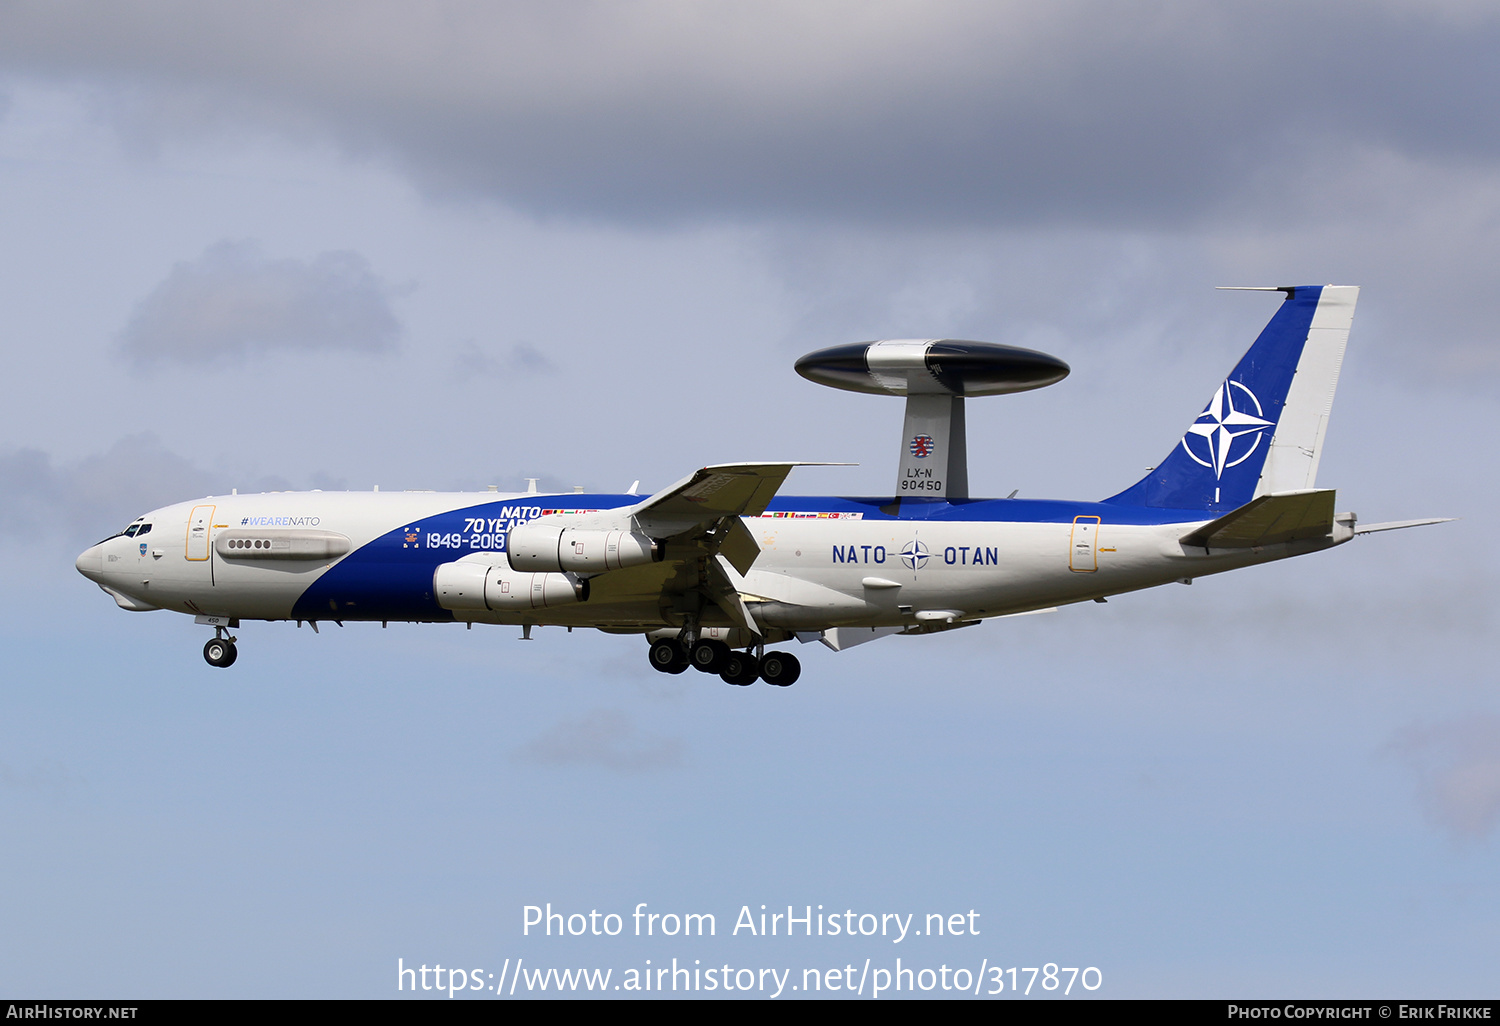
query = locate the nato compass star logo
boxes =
[900,539,930,570]
[1180,379,1275,479]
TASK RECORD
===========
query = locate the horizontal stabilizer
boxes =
[1354,518,1455,535]
[1180,489,1336,548]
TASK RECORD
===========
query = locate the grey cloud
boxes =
[1089,569,1490,649]
[3,2,1500,229]
[441,472,575,495]
[519,709,683,772]
[450,340,556,380]
[119,240,401,364]
[507,343,555,374]
[0,437,356,551]
[0,758,82,801]
[0,435,217,546]
[1385,715,1500,842]
[755,209,1500,392]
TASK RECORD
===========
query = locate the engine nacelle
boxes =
[507,525,664,574]
[434,561,588,612]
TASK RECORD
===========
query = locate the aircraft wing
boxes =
[632,463,826,600]
[582,462,841,572]
[628,462,812,538]
[537,462,840,635]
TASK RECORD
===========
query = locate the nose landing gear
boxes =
[203,628,238,668]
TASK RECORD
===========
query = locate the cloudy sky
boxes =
[1,1,1495,998]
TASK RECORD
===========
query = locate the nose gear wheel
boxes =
[203,637,238,668]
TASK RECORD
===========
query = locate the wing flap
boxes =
[715,517,761,576]
[1180,488,1337,548]
[705,554,760,634]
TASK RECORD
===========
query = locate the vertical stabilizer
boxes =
[1105,285,1357,512]
[1254,285,1357,495]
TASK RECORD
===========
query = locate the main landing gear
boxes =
[648,638,691,674]
[758,650,801,687]
[647,637,800,687]
[203,628,238,668]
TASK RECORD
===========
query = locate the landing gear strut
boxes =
[203,627,238,668]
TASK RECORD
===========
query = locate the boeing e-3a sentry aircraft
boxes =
[75,285,1447,685]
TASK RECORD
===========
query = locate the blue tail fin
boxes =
[1105,285,1355,512]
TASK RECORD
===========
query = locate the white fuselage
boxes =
[75,489,1347,637]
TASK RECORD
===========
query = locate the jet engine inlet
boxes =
[506,526,664,574]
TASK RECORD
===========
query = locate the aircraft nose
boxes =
[75,543,105,582]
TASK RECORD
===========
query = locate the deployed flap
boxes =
[1180,489,1336,548]
[705,554,760,634]
[716,517,761,576]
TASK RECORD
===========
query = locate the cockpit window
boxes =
[114,520,151,541]
[102,519,151,545]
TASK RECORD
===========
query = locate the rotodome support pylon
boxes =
[795,338,1070,504]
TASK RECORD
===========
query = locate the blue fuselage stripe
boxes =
[288,491,1209,621]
